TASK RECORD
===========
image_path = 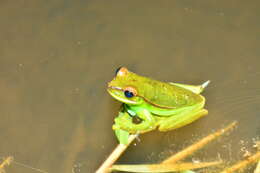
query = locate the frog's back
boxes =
[134,75,203,109]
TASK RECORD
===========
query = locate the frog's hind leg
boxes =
[169,80,210,94]
[158,108,208,132]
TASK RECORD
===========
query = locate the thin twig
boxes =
[12,160,48,173]
[0,156,48,173]
[163,121,237,164]
[96,134,138,173]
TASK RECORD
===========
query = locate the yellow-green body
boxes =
[107,67,209,143]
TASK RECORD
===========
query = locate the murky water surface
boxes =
[0,1,259,172]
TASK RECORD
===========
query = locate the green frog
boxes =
[107,67,209,144]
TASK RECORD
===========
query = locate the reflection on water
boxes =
[0,0,259,172]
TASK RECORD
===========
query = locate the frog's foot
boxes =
[202,80,210,89]
[113,110,157,134]
[158,109,208,132]
[169,80,210,94]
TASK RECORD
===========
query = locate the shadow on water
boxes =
[0,0,259,172]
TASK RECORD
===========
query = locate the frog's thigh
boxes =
[158,109,208,132]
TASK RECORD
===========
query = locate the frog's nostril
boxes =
[115,67,123,75]
[116,67,128,76]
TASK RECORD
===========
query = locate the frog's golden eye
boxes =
[124,86,137,98]
[115,67,128,77]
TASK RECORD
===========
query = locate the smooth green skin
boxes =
[108,68,209,136]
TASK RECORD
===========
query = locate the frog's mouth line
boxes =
[107,87,138,105]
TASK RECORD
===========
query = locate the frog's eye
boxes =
[124,86,137,98]
[124,90,134,98]
[115,67,128,76]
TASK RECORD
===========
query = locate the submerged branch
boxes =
[219,151,260,173]
[110,122,237,172]
[111,161,221,172]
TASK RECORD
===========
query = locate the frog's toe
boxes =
[202,80,210,89]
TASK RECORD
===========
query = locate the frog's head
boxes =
[107,67,144,105]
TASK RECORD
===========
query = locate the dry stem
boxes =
[254,161,260,173]
[96,134,138,173]
[163,121,237,164]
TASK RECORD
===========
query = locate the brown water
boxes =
[0,1,259,172]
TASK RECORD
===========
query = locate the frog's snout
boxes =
[107,87,113,94]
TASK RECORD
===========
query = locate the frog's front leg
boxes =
[113,109,157,134]
[158,107,208,132]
